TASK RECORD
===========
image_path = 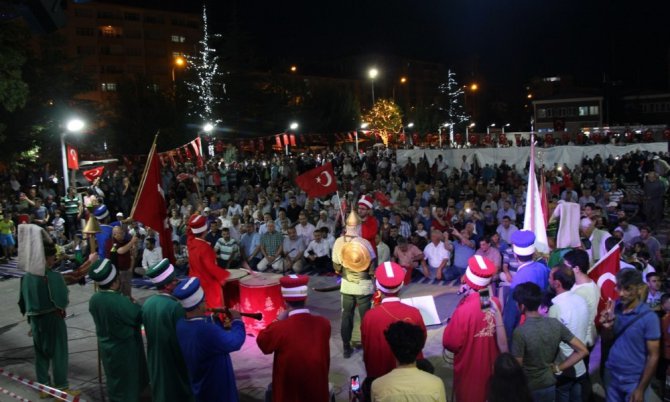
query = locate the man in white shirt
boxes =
[481,193,498,212]
[315,210,335,235]
[303,230,331,274]
[614,217,640,248]
[548,264,590,401]
[496,216,519,244]
[422,230,450,280]
[141,237,163,269]
[226,199,242,217]
[295,212,316,242]
[282,226,306,273]
[579,218,610,265]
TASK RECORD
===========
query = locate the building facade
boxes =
[60,1,201,103]
[532,96,603,132]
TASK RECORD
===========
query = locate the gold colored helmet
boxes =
[345,210,360,227]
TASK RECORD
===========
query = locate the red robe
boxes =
[186,233,229,309]
[361,298,426,378]
[257,310,331,402]
[360,216,379,256]
[442,293,502,402]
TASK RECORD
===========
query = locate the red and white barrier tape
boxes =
[0,386,31,402]
[0,368,85,402]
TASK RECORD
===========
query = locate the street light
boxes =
[61,118,85,191]
[470,83,478,91]
[197,123,214,158]
[368,67,378,105]
[285,122,299,155]
[290,65,297,73]
[487,123,495,134]
[400,77,407,84]
[361,122,369,129]
[503,123,511,134]
[172,56,186,83]
[290,122,299,130]
[407,122,414,128]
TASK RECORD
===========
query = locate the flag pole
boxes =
[130,132,159,220]
[335,191,345,227]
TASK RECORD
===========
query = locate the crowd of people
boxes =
[8,143,670,402]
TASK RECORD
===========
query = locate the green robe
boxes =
[18,270,69,388]
[141,293,194,402]
[89,290,148,402]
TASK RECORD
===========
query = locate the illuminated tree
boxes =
[186,4,223,123]
[438,69,469,144]
[362,99,403,146]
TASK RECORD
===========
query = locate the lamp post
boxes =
[61,118,85,192]
[287,122,299,156]
[502,123,511,134]
[172,56,186,83]
[368,68,378,106]
[358,123,370,154]
[487,123,496,135]
[199,123,214,159]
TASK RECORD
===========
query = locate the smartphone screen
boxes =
[479,289,491,310]
[350,375,360,392]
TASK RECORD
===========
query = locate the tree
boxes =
[362,99,403,146]
[185,4,224,124]
[438,69,469,144]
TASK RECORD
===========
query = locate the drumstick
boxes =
[239,267,261,277]
[207,307,263,321]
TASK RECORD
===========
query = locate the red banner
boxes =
[66,145,79,170]
[295,163,338,198]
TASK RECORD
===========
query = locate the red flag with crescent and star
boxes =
[82,166,104,182]
[66,145,79,170]
[587,242,621,324]
[295,162,338,198]
[130,138,174,264]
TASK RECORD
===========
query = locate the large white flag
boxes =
[523,134,549,253]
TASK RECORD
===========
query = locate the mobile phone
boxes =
[479,289,491,310]
[350,375,360,393]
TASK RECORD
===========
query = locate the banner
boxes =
[295,163,338,198]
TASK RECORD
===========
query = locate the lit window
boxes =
[101,83,117,92]
[537,108,546,118]
[171,35,186,43]
[589,106,599,115]
[578,106,588,116]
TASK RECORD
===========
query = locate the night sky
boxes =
[206,0,670,90]
[130,0,670,91]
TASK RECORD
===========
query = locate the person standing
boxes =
[643,171,665,229]
[88,258,149,402]
[332,210,376,358]
[173,277,246,402]
[186,214,230,310]
[443,255,507,402]
[61,186,81,240]
[600,269,660,402]
[511,282,589,402]
[257,275,331,402]
[105,225,138,298]
[142,258,194,402]
[358,195,379,254]
[361,262,426,400]
[503,230,550,343]
[18,234,87,396]
[547,264,589,402]
[371,321,447,402]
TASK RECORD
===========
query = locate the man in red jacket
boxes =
[186,214,229,310]
[361,261,426,401]
[442,255,507,402]
[257,274,331,402]
[358,195,379,255]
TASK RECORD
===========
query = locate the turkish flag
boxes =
[130,143,174,264]
[295,162,337,198]
[66,145,79,170]
[587,242,621,323]
[82,166,104,182]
